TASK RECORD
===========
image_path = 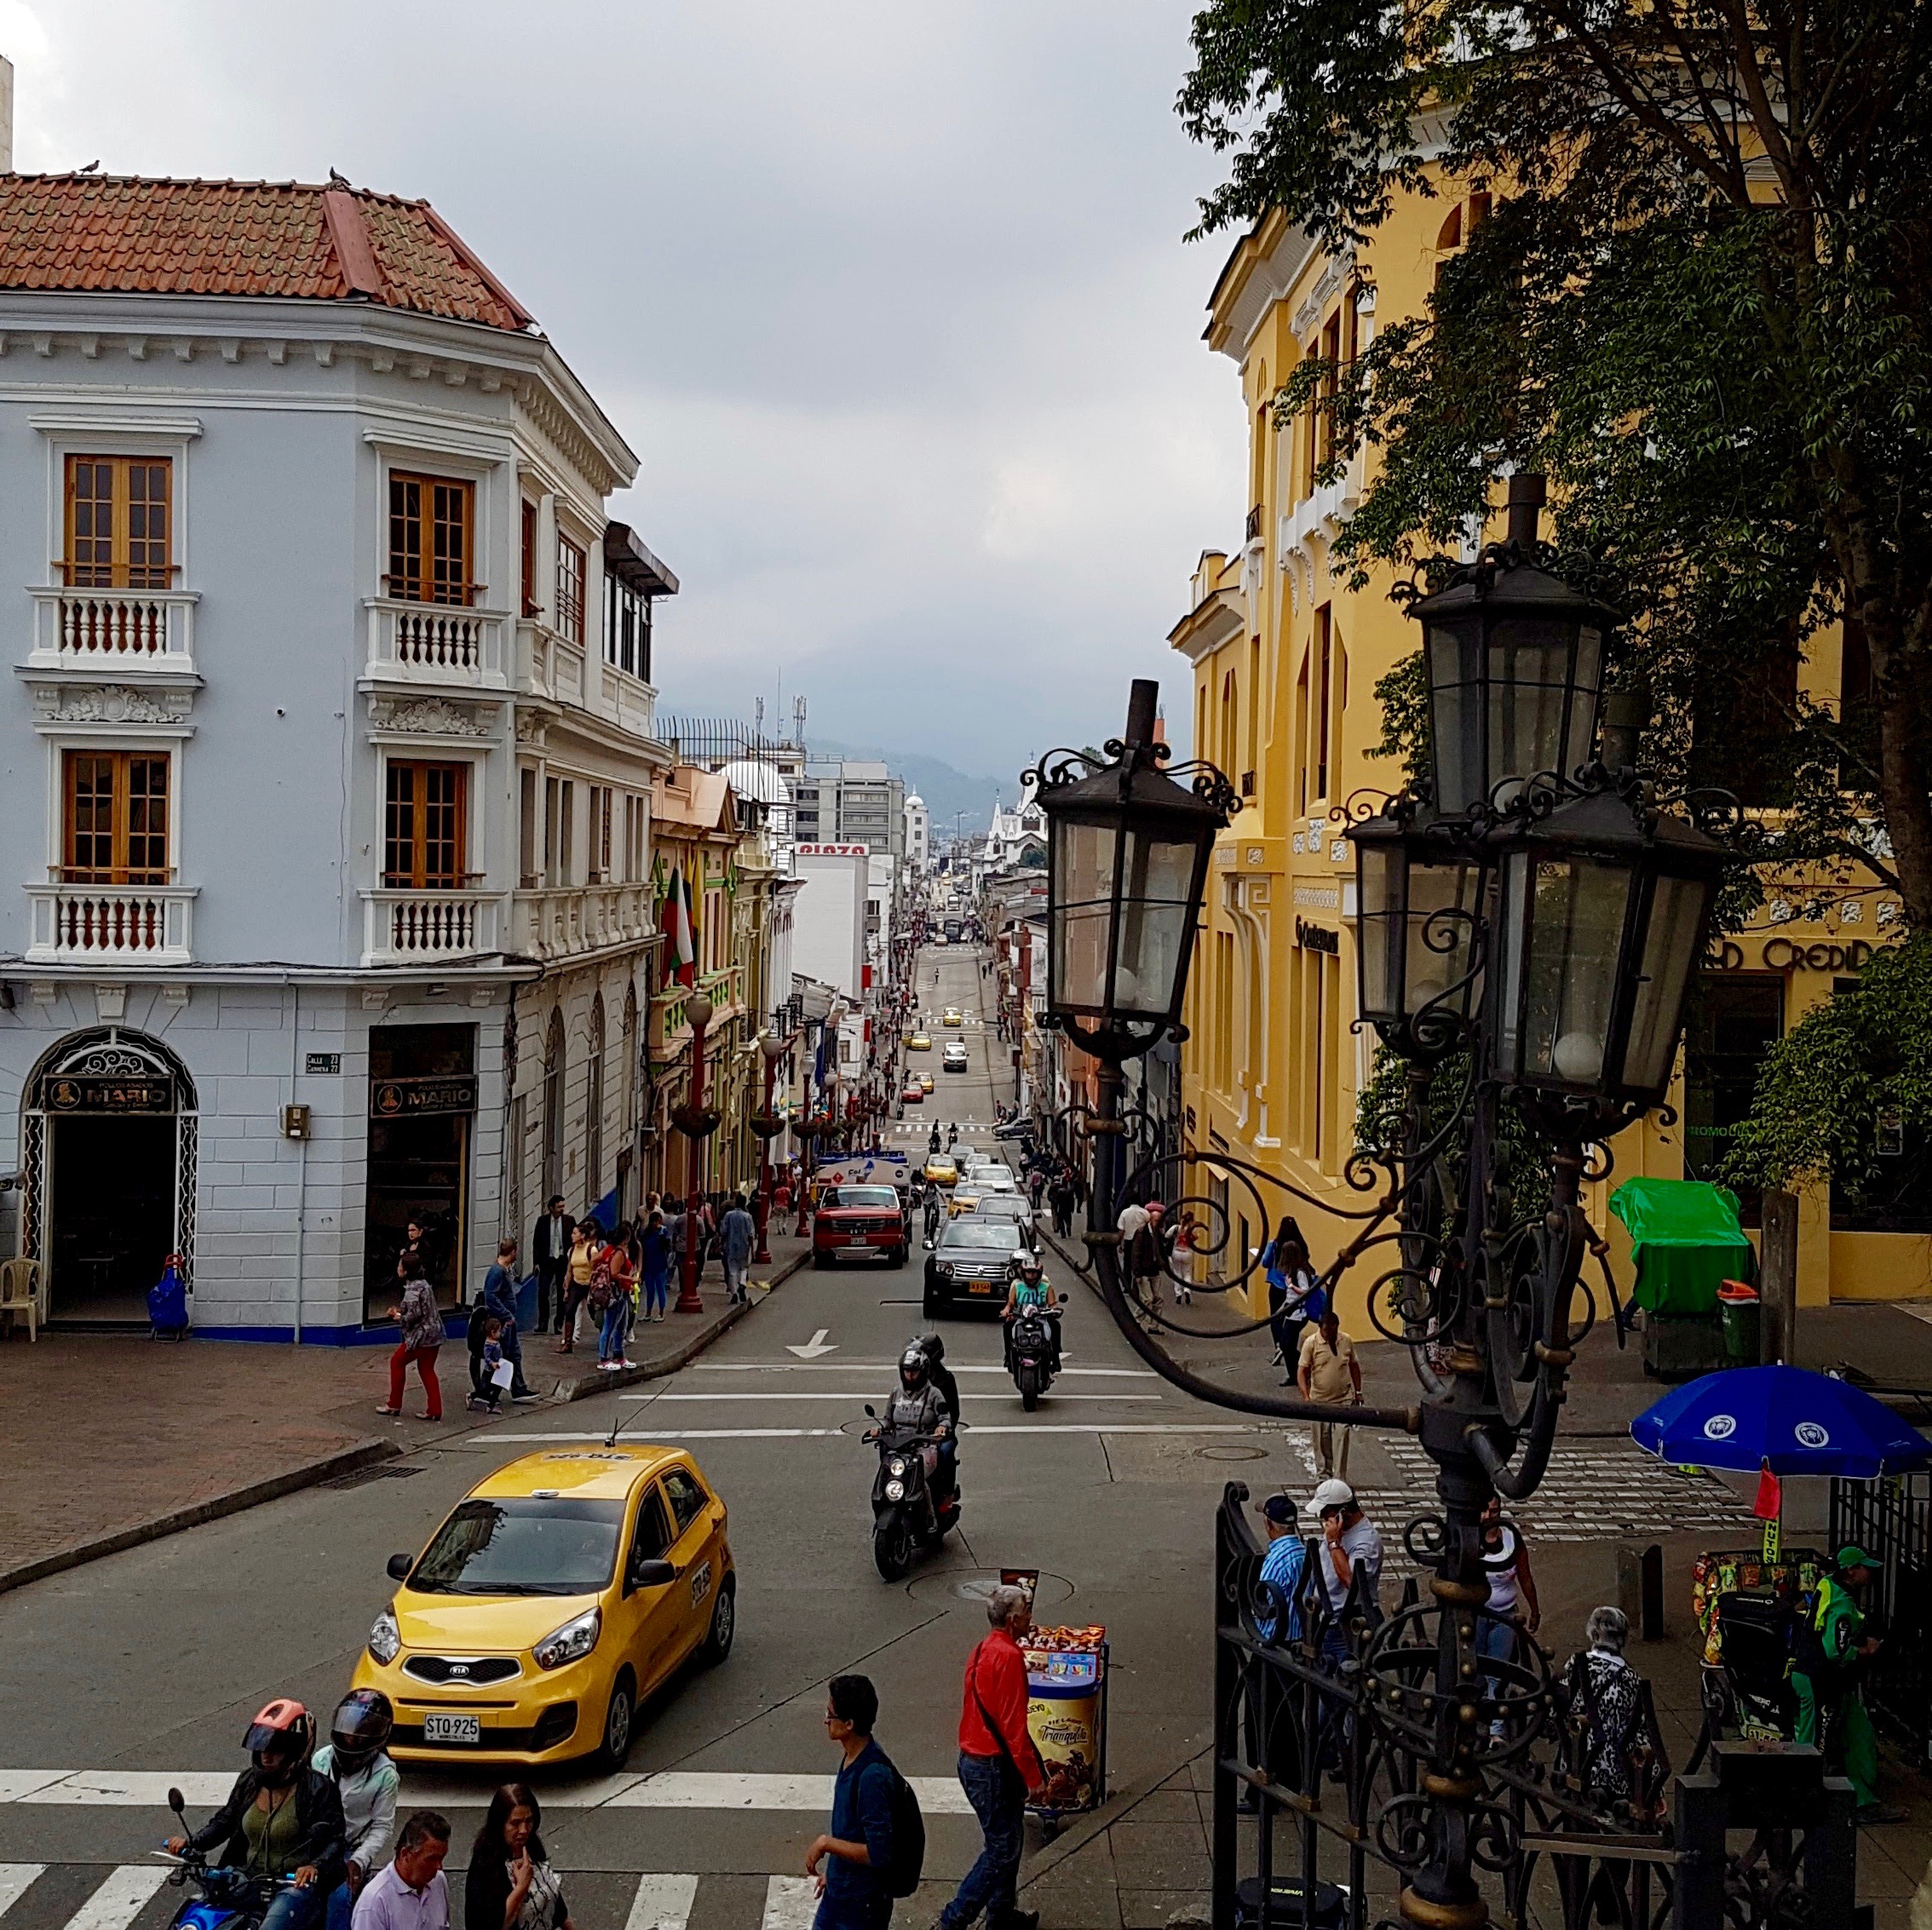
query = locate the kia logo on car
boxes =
[449,1663,471,1676]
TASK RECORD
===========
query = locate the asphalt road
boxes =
[0,945,1288,1930]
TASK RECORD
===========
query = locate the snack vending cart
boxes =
[1022,1623,1111,1832]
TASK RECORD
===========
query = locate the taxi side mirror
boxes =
[386,1553,413,1582]
[627,1558,676,1594]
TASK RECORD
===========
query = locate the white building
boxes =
[0,169,676,1339]
[791,849,869,1002]
[904,792,929,871]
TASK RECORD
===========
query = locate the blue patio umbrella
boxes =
[1631,1364,1932,1479]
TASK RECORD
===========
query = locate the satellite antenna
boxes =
[754,695,765,737]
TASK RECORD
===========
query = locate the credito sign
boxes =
[1705,937,1878,974]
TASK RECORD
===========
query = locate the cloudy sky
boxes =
[3,1,1246,790]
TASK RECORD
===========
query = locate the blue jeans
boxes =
[324,1881,355,1930]
[599,1303,628,1361]
[260,1883,325,1930]
[814,1890,894,1930]
[644,1272,668,1316]
[943,1749,1026,1929]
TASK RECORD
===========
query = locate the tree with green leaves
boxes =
[1180,0,1932,1191]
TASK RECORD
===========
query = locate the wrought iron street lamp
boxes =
[1413,474,1615,817]
[673,990,715,1313]
[1349,801,1486,1063]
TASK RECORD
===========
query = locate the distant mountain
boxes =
[811,738,1021,839]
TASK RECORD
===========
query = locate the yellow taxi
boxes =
[923,1152,958,1186]
[918,1072,935,1093]
[352,1445,734,1771]
[942,1008,964,1027]
[908,1033,933,1052]
[949,1189,981,1217]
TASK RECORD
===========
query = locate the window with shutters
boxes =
[383,761,468,888]
[64,457,173,588]
[387,473,475,606]
[63,751,171,883]
[556,535,586,644]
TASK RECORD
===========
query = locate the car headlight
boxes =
[367,1609,400,1666]
[884,1479,906,1502]
[888,1457,907,1477]
[532,1606,601,1671]
[940,1263,956,1279]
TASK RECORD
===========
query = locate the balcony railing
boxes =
[30,587,198,671]
[361,888,500,965]
[518,621,586,707]
[365,598,508,687]
[648,963,745,1060]
[510,883,654,961]
[26,883,196,964]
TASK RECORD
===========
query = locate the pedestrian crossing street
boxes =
[0,1865,837,1930]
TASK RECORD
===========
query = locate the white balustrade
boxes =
[31,588,197,669]
[365,599,507,687]
[511,883,653,961]
[361,889,501,964]
[26,884,196,963]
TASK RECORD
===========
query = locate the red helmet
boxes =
[244,1697,314,1769]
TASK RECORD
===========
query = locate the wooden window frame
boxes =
[387,472,478,607]
[383,759,470,890]
[520,500,540,618]
[61,749,172,884]
[556,534,587,645]
[63,456,175,589]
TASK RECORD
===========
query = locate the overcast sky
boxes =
[3,1,1245,789]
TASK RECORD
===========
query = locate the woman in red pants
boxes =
[379,1260,445,1419]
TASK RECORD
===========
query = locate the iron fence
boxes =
[1829,1471,1932,1764]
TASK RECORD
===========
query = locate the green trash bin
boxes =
[1719,1282,1761,1366]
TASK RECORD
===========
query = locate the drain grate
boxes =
[323,1462,427,1491]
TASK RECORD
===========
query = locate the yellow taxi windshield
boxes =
[410,1497,624,1596]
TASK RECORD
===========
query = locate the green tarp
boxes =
[1608,1176,1755,1315]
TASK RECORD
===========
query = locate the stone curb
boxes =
[0,1435,403,1599]
[549,1247,811,1403]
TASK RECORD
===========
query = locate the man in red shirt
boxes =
[940,1586,1046,1930]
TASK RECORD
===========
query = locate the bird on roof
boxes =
[329,168,351,187]
[78,159,100,173]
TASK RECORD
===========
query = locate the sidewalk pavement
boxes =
[0,1227,811,1596]
[1035,1214,1932,1927]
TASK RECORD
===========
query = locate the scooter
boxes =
[862,1406,961,1580]
[1009,1296,1067,1411]
[157,1789,296,1930]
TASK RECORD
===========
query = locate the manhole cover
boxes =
[323,1462,425,1490]
[906,1567,1078,1608]
[1195,1444,1270,1463]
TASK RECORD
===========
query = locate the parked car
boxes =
[812,1182,910,1268]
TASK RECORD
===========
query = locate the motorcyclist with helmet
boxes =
[881,1345,954,1502]
[1002,1254,1061,1372]
[311,1691,400,1930]
[167,1699,346,1930]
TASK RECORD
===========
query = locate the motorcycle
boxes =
[1009,1295,1067,1411]
[862,1406,961,1580]
[158,1789,297,1930]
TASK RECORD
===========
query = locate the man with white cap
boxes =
[1312,1478,1383,1635]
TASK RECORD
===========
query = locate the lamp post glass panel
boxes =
[1492,790,1726,1104]
[1353,809,1485,1055]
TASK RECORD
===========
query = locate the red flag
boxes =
[1753,1460,1783,1520]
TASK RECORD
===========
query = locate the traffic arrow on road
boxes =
[785,1329,837,1359]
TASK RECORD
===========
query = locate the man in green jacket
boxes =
[1791,1546,1897,1820]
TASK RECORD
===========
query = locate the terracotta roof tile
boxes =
[0,174,534,332]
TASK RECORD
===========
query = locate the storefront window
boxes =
[365,1023,477,1322]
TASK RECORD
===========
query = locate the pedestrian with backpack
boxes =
[807,1674,922,1930]
[941,1587,1046,1930]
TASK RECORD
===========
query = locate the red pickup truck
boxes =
[812,1182,910,1269]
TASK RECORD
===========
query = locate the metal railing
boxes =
[1830,1470,1932,1756]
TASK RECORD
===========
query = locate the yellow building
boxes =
[1171,200,1918,1320]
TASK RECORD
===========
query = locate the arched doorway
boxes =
[23,1028,197,1324]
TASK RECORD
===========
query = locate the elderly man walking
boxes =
[1297,1307,1363,1482]
[720,1192,759,1305]
[940,1585,1046,1930]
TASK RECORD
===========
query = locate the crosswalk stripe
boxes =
[482,1424,1262,1444]
[632,1392,1164,1404]
[691,1364,1156,1377]
[2,1773,977,1816]
[761,1876,817,1930]
[623,1873,699,1930]
[62,1866,169,1930]
[0,1868,45,1923]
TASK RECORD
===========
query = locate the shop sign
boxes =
[1703,937,1879,974]
[45,1075,172,1113]
[1296,917,1340,956]
[370,1075,478,1118]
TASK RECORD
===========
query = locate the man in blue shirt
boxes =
[1258,1492,1305,1642]
[807,1674,898,1930]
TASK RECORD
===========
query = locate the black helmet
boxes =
[329,1688,394,1771]
[918,1330,946,1364]
[899,1347,929,1393]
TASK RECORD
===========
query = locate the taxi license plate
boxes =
[423,1713,481,1745]
[969,1282,993,1295]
